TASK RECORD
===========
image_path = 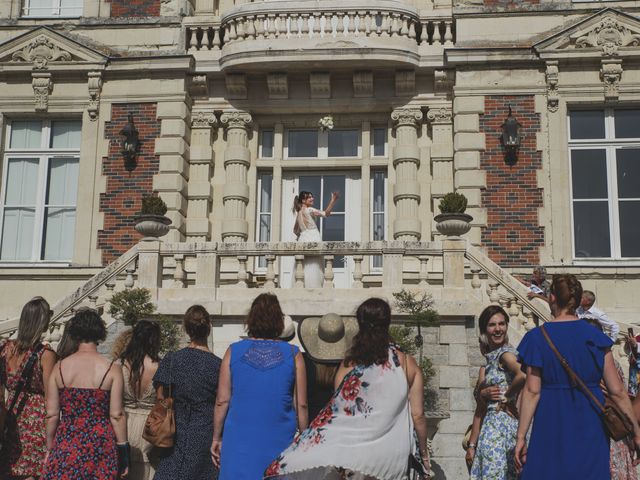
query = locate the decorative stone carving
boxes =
[310,72,331,99]
[391,107,423,127]
[434,70,455,94]
[87,71,102,121]
[220,110,252,129]
[576,16,640,56]
[192,111,217,129]
[395,70,415,97]
[225,73,247,99]
[11,35,72,70]
[545,61,559,113]
[32,72,52,112]
[267,72,288,99]
[426,107,452,124]
[189,74,209,98]
[353,71,373,97]
[600,60,623,101]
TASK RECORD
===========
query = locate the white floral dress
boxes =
[295,207,325,288]
[470,345,518,480]
[264,346,419,480]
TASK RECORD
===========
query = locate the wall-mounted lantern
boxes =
[501,106,522,166]
[120,113,140,172]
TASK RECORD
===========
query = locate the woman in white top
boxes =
[292,190,340,288]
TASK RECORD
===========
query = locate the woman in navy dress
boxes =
[153,305,222,480]
[211,293,308,480]
[515,274,640,479]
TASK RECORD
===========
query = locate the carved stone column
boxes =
[220,110,252,242]
[391,108,423,241]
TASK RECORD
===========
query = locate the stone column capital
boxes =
[426,106,453,125]
[191,110,218,129]
[391,108,423,128]
[221,110,252,129]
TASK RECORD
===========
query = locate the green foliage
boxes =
[389,325,436,383]
[392,289,440,328]
[438,192,468,214]
[140,196,168,216]
[108,288,156,327]
[158,315,180,355]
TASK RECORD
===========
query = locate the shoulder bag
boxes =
[142,354,175,448]
[0,343,45,450]
[540,324,634,441]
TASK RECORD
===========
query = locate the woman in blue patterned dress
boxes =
[467,305,525,479]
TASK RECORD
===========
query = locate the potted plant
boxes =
[434,192,473,237]
[134,196,171,241]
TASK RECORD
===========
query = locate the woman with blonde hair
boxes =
[0,297,57,480]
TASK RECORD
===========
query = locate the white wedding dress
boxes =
[296,207,325,288]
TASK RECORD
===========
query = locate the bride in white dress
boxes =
[293,191,340,288]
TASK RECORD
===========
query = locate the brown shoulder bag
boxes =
[540,324,634,441]
[142,355,175,448]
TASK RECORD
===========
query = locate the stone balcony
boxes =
[185,0,454,71]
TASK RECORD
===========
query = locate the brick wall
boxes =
[109,0,160,17]
[479,95,544,267]
[98,104,160,265]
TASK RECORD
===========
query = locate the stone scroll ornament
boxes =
[11,35,72,69]
[575,16,640,57]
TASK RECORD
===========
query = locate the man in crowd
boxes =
[576,290,619,342]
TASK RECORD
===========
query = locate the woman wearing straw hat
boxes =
[298,313,358,420]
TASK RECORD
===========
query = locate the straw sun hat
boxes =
[298,313,359,363]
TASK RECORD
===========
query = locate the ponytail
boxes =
[292,191,312,214]
[550,274,583,315]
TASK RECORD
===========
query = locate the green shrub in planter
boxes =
[140,196,168,216]
[438,192,468,214]
[108,288,155,327]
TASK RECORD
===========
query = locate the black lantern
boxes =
[120,114,140,172]
[501,105,522,166]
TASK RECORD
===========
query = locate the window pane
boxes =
[4,158,39,205]
[259,214,271,242]
[261,130,274,158]
[259,174,272,213]
[573,201,610,257]
[328,130,359,157]
[24,0,51,16]
[569,110,605,140]
[571,149,608,199]
[51,121,82,149]
[373,171,385,212]
[46,158,79,205]
[373,128,386,156]
[60,0,83,15]
[1,208,35,261]
[615,110,640,139]
[373,213,384,241]
[10,121,42,148]
[616,149,640,199]
[42,207,75,261]
[619,201,640,257]
[322,175,345,212]
[323,214,345,267]
[288,130,318,157]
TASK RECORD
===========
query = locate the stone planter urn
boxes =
[434,213,473,237]
[134,214,171,241]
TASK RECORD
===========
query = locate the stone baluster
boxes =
[264,255,277,288]
[237,255,248,287]
[444,20,453,45]
[291,13,299,37]
[313,12,321,36]
[267,14,276,38]
[418,256,429,287]
[347,12,356,35]
[356,11,365,35]
[213,28,221,49]
[336,12,345,36]
[245,16,256,40]
[255,15,266,39]
[223,23,231,44]
[235,17,245,40]
[294,255,305,288]
[364,12,372,36]
[323,256,335,288]
[408,20,416,40]
[124,266,136,289]
[229,19,238,42]
[420,21,429,45]
[400,15,409,37]
[523,310,536,330]
[514,300,526,330]
[471,268,481,289]
[390,14,400,37]
[301,14,310,37]
[353,255,364,288]
[488,279,500,303]
[187,28,196,50]
[173,254,186,288]
[391,108,423,241]
[274,14,281,37]
[432,21,442,46]
[220,110,252,242]
[88,294,98,309]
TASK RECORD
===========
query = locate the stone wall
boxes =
[109,0,161,17]
[480,95,544,267]
[98,103,161,265]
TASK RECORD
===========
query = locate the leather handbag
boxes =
[540,324,634,441]
[142,355,175,448]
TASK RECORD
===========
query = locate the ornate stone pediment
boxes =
[534,9,640,59]
[0,27,108,70]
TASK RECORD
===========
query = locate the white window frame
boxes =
[370,170,387,270]
[255,171,273,271]
[284,129,362,159]
[567,108,640,260]
[22,0,83,18]
[0,119,80,263]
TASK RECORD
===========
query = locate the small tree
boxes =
[392,289,439,361]
[108,288,156,327]
[158,315,180,355]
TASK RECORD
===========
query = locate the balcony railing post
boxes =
[353,255,363,288]
[173,254,186,288]
[265,254,276,288]
[382,245,403,287]
[196,251,218,289]
[137,241,161,290]
[237,255,248,287]
[323,255,335,288]
[418,255,429,287]
[442,238,465,289]
[294,255,305,288]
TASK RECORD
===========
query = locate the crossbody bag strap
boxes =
[540,324,605,413]
[7,343,46,416]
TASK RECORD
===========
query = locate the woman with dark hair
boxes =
[120,320,161,480]
[264,297,429,480]
[466,305,525,479]
[292,190,339,287]
[43,308,129,479]
[212,293,308,480]
[515,274,640,479]
[0,297,57,480]
[153,306,221,480]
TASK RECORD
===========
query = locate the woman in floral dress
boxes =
[264,298,430,480]
[0,297,57,480]
[467,305,525,480]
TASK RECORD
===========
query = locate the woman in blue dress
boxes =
[212,293,308,480]
[153,305,222,480]
[515,274,640,479]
